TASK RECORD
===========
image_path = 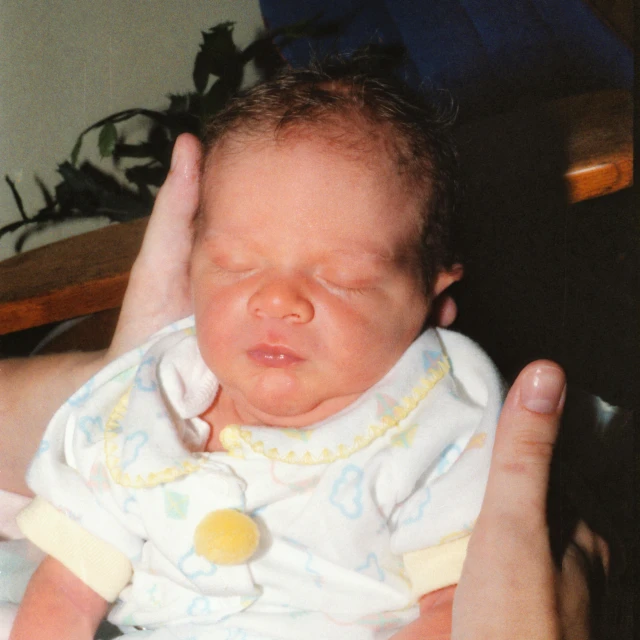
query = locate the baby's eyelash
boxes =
[319,277,371,296]
[210,263,256,276]
[339,285,369,295]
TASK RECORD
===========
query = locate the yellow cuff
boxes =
[403,535,470,598]
[16,497,132,602]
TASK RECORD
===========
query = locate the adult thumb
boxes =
[452,361,566,640]
[485,361,566,525]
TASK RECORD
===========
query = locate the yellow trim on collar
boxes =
[104,352,450,478]
[104,387,203,488]
[220,356,450,465]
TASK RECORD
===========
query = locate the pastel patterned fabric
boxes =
[19,317,502,639]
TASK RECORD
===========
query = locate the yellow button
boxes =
[194,509,260,565]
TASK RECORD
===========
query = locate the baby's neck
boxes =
[200,386,364,452]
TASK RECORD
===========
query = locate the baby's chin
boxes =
[230,384,361,429]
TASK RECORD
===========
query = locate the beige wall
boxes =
[0,0,263,259]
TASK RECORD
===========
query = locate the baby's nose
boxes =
[248,277,314,323]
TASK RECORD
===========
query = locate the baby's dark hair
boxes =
[201,54,460,294]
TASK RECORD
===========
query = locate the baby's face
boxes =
[191,132,431,428]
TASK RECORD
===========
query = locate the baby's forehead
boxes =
[196,115,429,256]
[199,140,421,266]
[203,118,405,187]
[200,131,415,237]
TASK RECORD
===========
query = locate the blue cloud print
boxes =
[134,356,157,392]
[435,444,462,477]
[401,487,431,526]
[68,379,94,407]
[178,546,217,580]
[282,536,323,588]
[121,431,149,469]
[187,595,212,616]
[329,464,364,519]
[356,552,385,582]
[35,440,50,457]
[121,496,137,516]
[78,415,103,446]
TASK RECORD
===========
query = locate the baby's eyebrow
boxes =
[200,234,410,270]
[326,246,405,267]
[200,232,256,250]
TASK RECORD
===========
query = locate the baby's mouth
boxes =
[247,344,304,368]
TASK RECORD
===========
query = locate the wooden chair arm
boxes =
[0,89,632,337]
[549,90,633,202]
[0,218,147,335]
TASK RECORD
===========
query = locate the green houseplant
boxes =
[1,18,318,251]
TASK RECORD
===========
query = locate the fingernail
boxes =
[520,364,566,414]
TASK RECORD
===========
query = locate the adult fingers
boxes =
[108,134,202,359]
[557,521,609,640]
[134,133,201,267]
[483,361,566,526]
[453,361,566,639]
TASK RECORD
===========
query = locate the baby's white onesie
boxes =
[18,317,502,639]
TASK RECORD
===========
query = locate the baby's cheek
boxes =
[194,289,239,335]
[193,311,230,369]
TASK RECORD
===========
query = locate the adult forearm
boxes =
[0,351,106,495]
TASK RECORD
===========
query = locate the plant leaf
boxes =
[70,135,83,166]
[35,177,56,210]
[125,164,167,188]
[193,22,239,87]
[193,49,210,94]
[98,122,118,157]
[7,18,316,251]
[4,176,28,221]
[167,93,191,113]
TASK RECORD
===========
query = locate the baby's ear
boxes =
[433,264,463,296]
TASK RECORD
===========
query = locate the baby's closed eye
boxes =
[316,272,378,295]
[209,252,259,275]
[315,261,384,288]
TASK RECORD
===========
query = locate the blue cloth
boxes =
[259,0,632,119]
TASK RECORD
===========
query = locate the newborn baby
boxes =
[13,58,502,640]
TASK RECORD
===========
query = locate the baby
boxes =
[12,58,502,639]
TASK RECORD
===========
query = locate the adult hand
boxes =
[106,132,202,360]
[380,360,601,640]
[0,134,202,496]
[452,361,566,639]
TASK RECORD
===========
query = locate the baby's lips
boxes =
[247,343,304,368]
